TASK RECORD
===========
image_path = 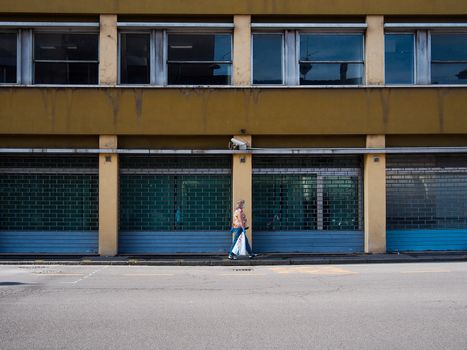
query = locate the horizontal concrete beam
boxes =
[2,147,467,154]
[0,87,466,135]
[1,0,467,15]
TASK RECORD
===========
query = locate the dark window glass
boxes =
[34,33,98,61]
[431,34,467,61]
[168,63,230,85]
[34,33,98,84]
[167,34,231,85]
[0,33,17,84]
[253,34,283,84]
[300,63,363,85]
[385,34,415,84]
[300,34,363,61]
[120,33,150,84]
[299,34,364,85]
[431,34,467,84]
[432,63,467,84]
[34,62,98,85]
[168,34,231,61]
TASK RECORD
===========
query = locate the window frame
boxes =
[251,31,286,86]
[429,30,467,85]
[297,30,366,86]
[118,27,233,86]
[0,29,21,85]
[385,27,467,85]
[250,27,366,86]
[118,30,153,85]
[384,31,417,85]
[31,29,100,85]
[166,30,233,86]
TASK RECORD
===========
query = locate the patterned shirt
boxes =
[232,208,247,228]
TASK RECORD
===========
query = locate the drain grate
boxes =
[233,268,253,272]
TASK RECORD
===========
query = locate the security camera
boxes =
[230,137,248,150]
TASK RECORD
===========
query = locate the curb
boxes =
[0,254,466,266]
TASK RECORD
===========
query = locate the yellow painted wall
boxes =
[253,135,367,148]
[1,87,467,135]
[99,15,118,85]
[365,16,385,85]
[232,135,253,244]
[118,135,232,149]
[98,135,119,256]
[364,135,386,253]
[387,134,467,147]
[233,15,251,86]
[0,135,99,148]
[1,0,467,15]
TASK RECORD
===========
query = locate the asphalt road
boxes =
[1,262,466,350]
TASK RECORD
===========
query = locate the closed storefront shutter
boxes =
[253,156,363,253]
[119,156,231,254]
[0,155,98,254]
[387,154,467,252]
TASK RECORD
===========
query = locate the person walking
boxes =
[228,199,255,259]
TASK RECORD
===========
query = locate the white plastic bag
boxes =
[231,230,247,256]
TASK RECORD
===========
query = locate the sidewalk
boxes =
[0,252,466,266]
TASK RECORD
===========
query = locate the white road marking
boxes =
[218,273,266,276]
[270,266,356,275]
[32,273,85,276]
[60,266,109,284]
[400,269,451,274]
[122,273,174,276]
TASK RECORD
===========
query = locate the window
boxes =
[431,34,467,84]
[0,32,18,84]
[119,30,233,86]
[252,33,283,84]
[384,34,415,84]
[120,33,150,84]
[251,26,365,86]
[299,34,364,85]
[385,29,467,85]
[167,34,231,85]
[33,32,98,84]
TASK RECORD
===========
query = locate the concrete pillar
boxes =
[365,16,385,85]
[99,15,118,85]
[364,135,386,253]
[232,135,253,244]
[99,135,119,256]
[233,15,251,86]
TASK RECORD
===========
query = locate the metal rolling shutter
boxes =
[119,156,232,254]
[0,155,99,254]
[387,154,467,252]
[253,156,364,253]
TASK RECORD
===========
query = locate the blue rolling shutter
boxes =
[119,156,232,254]
[387,154,467,252]
[0,155,98,254]
[252,156,364,253]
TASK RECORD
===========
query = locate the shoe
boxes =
[228,255,237,260]
[248,254,257,259]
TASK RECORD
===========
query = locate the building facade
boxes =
[0,0,467,255]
